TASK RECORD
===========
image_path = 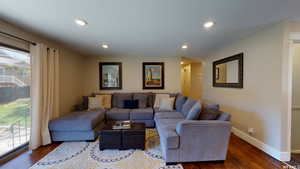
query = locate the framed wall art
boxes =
[142,62,164,89]
[99,62,122,90]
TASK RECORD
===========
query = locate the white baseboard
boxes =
[292,150,300,154]
[231,127,290,161]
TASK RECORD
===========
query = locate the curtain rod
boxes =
[0,30,36,46]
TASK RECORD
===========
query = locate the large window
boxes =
[0,46,31,157]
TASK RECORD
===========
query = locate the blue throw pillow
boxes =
[181,98,197,117]
[175,94,187,112]
[185,102,202,120]
[124,100,139,109]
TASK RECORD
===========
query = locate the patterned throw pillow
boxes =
[96,95,112,109]
[158,97,175,111]
[154,94,170,108]
[88,97,102,110]
[133,93,148,108]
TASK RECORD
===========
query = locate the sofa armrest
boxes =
[175,120,232,161]
[176,120,231,135]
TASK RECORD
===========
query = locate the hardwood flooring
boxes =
[0,134,288,169]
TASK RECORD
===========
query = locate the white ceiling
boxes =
[0,0,299,57]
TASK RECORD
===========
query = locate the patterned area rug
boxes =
[30,129,183,169]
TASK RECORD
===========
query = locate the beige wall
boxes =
[83,56,181,95]
[0,19,85,115]
[203,22,286,153]
[291,44,300,151]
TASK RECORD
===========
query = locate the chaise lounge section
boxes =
[49,108,106,141]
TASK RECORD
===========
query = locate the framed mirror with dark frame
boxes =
[213,53,243,88]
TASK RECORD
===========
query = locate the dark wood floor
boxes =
[0,134,288,169]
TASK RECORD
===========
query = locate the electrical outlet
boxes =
[248,128,255,135]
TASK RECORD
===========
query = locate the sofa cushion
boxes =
[49,109,105,131]
[106,108,131,120]
[154,94,170,108]
[95,94,112,109]
[88,97,102,110]
[130,108,154,120]
[112,93,132,108]
[133,93,148,108]
[201,103,220,113]
[154,108,176,114]
[199,108,221,120]
[217,112,231,121]
[185,101,202,120]
[156,119,183,130]
[181,98,198,117]
[159,128,179,149]
[175,94,187,112]
[158,97,175,111]
[155,119,182,149]
[154,112,184,121]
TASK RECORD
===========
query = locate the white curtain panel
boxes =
[29,44,60,150]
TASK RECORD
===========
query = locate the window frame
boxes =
[0,44,31,162]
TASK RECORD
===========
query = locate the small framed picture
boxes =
[143,62,164,89]
[99,62,122,90]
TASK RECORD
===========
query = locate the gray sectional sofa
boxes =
[49,92,232,163]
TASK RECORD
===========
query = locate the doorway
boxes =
[287,38,300,167]
[180,57,203,100]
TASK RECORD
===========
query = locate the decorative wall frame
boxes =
[143,62,164,89]
[213,53,243,88]
[99,62,122,90]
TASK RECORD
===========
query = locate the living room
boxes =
[0,1,300,169]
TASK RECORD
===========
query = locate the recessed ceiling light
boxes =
[181,45,188,49]
[74,19,87,26]
[203,21,214,29]
[101,44,109,49]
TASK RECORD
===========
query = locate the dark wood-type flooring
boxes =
[0,134,289,169]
